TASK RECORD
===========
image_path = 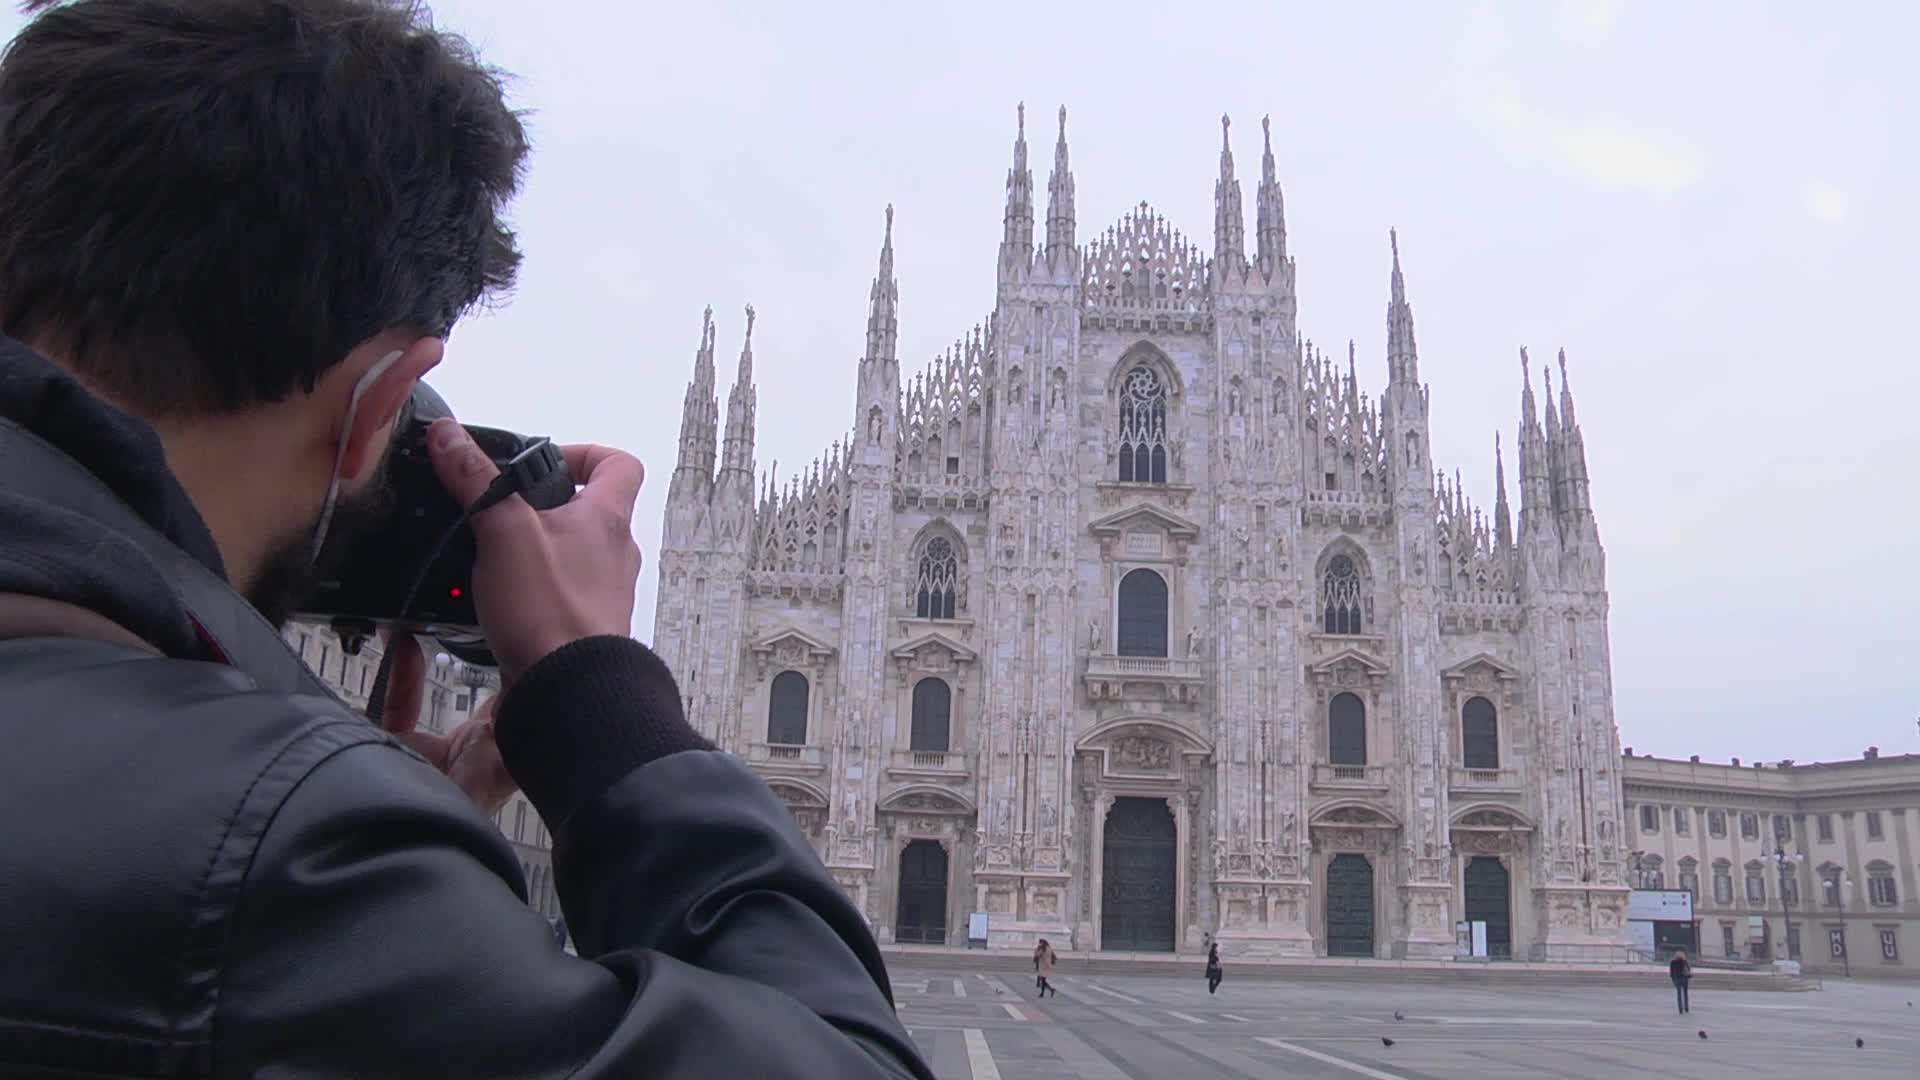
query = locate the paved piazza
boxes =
[892,967,1917,1079]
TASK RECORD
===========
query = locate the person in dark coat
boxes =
[1206,940,1224,994]
[1669,949,1694,1013]
[0,3,932,1077]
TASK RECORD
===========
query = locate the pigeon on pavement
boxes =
[1697,1031,1708,1040]
[1380,1037,1395,1048]
[1856,1038,1864,1049]
[1393,1011,1404,1021]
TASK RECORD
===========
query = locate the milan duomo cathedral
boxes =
[651,106,1632,959]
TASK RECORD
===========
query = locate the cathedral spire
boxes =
[1387,229,1419,386]
[1213,114,1245,272]
[1557,348,1593,517]
[1255,114,1287,270]
[866,205,898,364]
[1494,431,1513,550]
[1001,103,1034,265]
[672,306,720,489]
[1518,347,1553,522]
[720,304,757,481]
[1044,105,1076,261]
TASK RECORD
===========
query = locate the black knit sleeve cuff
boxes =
[493,635,712,828]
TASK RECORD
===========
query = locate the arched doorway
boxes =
[1325,853,1375,957]
[1463,856,1512,958]
[1101,797,1176,952]
[895,839,949,944]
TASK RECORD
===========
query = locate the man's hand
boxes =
[380,630,517,816]
[426,418,645,684]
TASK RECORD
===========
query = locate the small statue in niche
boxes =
[1087,618,1100,651]
[1187,625,1203,658]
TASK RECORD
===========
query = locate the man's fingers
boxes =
[380,631,426,735]
[429,417,539,536]
[560,443,644,518]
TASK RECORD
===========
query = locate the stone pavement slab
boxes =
[894,967,1919,1078]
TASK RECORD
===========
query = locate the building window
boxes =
[1722,923,1737,958]
[767,670,810,745]
[1116,568,1169,658]
[1329,692,1368,767]
[1881,928,1900,962]
[1674,807,1690,836]
[1461,697,1499,769]
[1745,862,1766,905]
[1781,870,1800,907]
[1865,811,1883,840]
[1816,813,1834,842]
[1708,810,1727,838]
[1321,554,1364,634]
[910,678,952,754]
[913,535,960,619]
[1867,862,1897,906]
[1638,804,1659,834]
[1773,815,1792,842]
[1740,813,1760,840]
[1820,867,1843,907]
[1116,365,1168,483]
[1786,925,1801,961]
[514,802,528,844]
[1678,859,1699,902]
[1642,855,1665,890]
[1712,861,1734,905]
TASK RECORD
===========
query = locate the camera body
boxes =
[297,383,572,667]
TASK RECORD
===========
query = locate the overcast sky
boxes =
[7,1,1914,764]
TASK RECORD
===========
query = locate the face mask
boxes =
[310,349,406,565]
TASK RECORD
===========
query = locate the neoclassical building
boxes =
[651,106,1631,958]
[1623,749,1919,976]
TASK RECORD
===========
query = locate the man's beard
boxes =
[248,465,397,630]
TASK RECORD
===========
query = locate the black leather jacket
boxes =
[0,339,932,1079]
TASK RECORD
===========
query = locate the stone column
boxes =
[1088,793,1114,950]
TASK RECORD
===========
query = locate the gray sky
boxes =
[7,1,1915,764]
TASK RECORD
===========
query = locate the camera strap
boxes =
[0,416,341,701]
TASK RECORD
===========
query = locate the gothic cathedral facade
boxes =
[652,107,1632,959]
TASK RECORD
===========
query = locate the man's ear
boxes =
[338,336,444,484]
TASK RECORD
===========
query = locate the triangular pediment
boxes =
[1307,647,1390,677]
[1441,652,1521,681]
[750,627,836,658]
[890,630,977,664]
[1088,502,1201,539]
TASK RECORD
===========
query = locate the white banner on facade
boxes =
[1626,889,1693,922]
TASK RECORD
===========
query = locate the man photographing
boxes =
[0,2,932,1077]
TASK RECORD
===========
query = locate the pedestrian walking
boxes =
[1669,949,1693,1014]
[1205,940,1224,995]
[1034,939,1058,998]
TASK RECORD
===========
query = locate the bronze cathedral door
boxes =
[1101,797,1177,952]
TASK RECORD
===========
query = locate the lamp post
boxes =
[1830,874,1854,978]
[1766,845,1804,966]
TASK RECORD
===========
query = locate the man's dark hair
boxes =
[0,0,528,415]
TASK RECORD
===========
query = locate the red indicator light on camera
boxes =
[448,586,464,599]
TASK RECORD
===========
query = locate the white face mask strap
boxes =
[311,349,407,564]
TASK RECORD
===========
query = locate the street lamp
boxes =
[1766,845,1804,965]
[1828,873,1855,978]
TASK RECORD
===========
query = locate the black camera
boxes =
[298,383,573,667]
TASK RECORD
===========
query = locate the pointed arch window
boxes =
[1322,554,1364,634]
[1329,692,1367,766]
[914,536,959,619]
[767,670,810,745]
[1117,365,1168,483]
[910,678,951,753]
[1116,568,1169,658]
[1462,696,1499,769]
